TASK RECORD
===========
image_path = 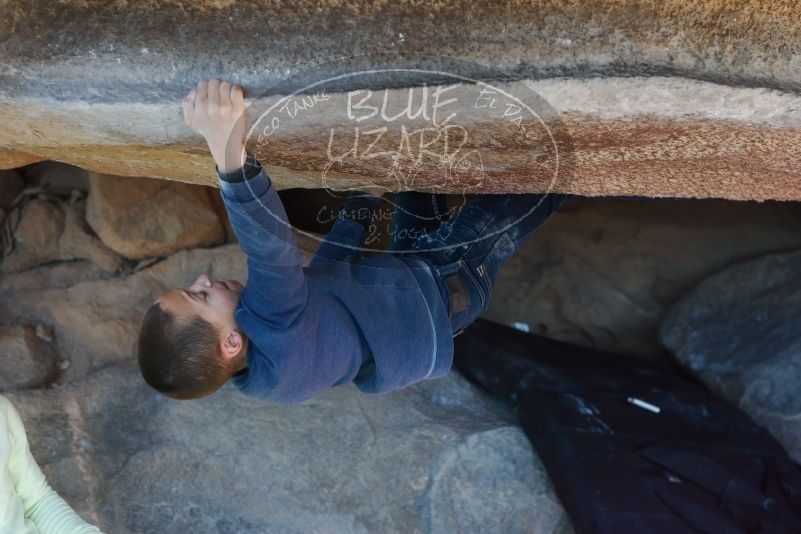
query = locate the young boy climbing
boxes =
[137,78,568,402]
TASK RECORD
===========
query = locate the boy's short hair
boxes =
[137,303,228,399]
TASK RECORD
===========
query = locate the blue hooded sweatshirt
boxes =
[217,154,453,403]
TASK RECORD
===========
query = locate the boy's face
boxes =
[157,273,244,334]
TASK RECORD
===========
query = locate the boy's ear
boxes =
[220,330,245,360]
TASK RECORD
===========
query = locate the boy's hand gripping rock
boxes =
[183,79,248,174]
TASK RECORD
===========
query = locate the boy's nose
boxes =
[194,273,213,287]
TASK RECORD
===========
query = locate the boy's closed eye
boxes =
[160,275,244,337]
[181,289,208,304]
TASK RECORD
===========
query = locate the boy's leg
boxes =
[388,192,450,251]
[413,193,570,334]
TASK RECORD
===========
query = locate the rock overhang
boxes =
[1,0,800,200]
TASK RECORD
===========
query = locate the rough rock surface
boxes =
[86,172,225,259]
[2,1,799,97]
[0,150,43,169]
[0,260,114,296]
[5,365,568,534]
[1,1,801,200]
[486,198,801,360]
[1,197,125,273]
[1,78,800,201]
[0,325,58,391]
[660,249,801,462]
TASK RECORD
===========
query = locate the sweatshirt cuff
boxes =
[216,152,263,183]
[216,153,271,202]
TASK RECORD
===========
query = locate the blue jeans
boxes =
[391,192,569,335]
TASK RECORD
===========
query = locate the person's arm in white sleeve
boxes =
[3,397,103,533]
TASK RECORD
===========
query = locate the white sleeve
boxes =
[3,397,103,534]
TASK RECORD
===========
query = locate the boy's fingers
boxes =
[232,85,245,110]
[219,80,232,104]
[207,78,221,114]
[196,80,208,106]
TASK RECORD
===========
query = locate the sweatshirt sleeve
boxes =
[3,398,102,534]
[215,154,309,329]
